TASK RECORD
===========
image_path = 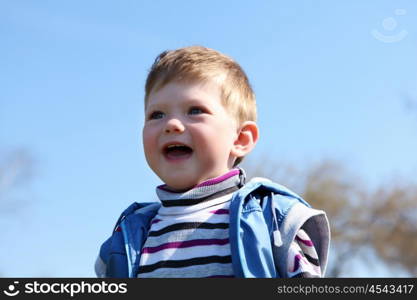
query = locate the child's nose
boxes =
[164,118,185,134]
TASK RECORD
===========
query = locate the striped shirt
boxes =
[287,229,321,277]
[137,168,321,278]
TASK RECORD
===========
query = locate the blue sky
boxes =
[1,0,416,277]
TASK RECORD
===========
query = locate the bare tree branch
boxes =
[0,148,35,214]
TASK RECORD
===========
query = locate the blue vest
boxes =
[96,178,330,278]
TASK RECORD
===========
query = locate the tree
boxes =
[0,148,35,276]
[368,182,417,275]
[0,148,34,214]
[242,157,417,277]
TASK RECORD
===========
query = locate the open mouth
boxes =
[163,144,193,160]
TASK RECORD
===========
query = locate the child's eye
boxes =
[188,107,204,115]
[148,111,165,120]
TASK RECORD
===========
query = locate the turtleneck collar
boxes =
[155,168,246,208]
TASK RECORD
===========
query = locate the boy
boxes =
[95,46,330,278]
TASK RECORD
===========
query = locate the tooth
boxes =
[167,144,183,148]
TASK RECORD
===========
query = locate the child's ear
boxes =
[231,121,259,158]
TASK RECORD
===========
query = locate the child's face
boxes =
[143,80,239,191]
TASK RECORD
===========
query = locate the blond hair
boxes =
[144,46,257,166]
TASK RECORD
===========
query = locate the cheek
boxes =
[142,126,157,154]
[191,125,235,154]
